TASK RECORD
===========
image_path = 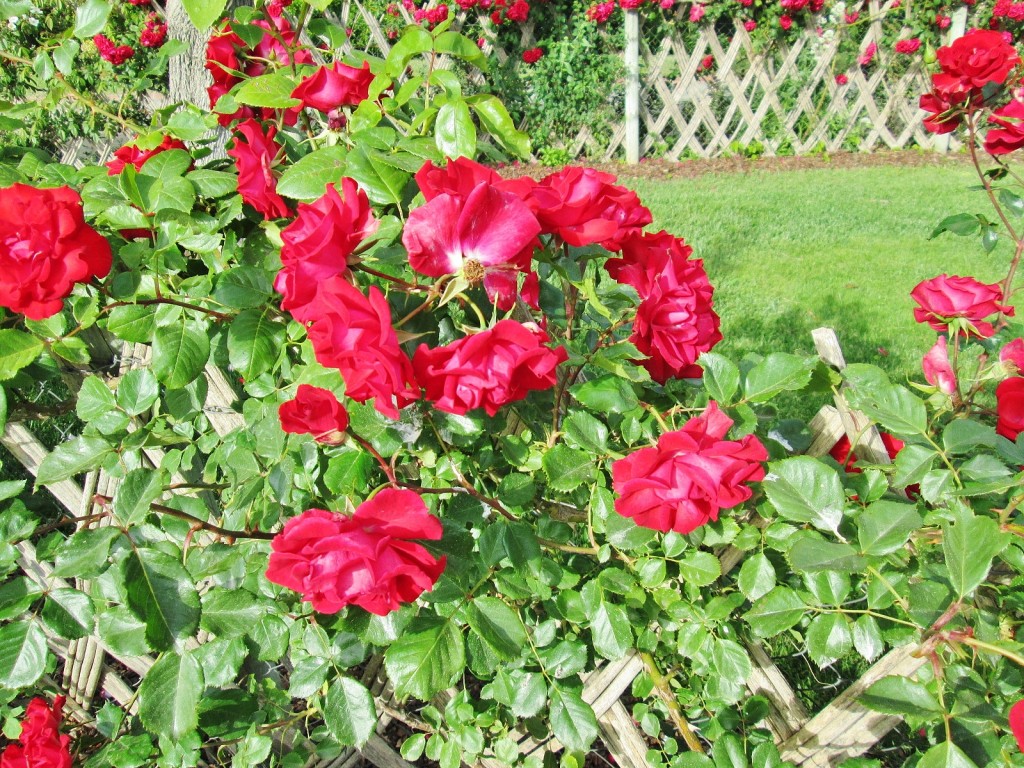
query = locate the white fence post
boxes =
[624,9,640,164]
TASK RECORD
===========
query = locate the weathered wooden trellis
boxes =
[5,313,929,766]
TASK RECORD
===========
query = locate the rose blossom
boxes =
[305,277,419,419]
[265,490,445,615]
[985,99,1024,154]
[292,60,375,112]
[275,179,378,320]
[920,89,966,134]
[997,376,1024,439]
[0,696,72,768]
[522,47,544,63]
[922,336,957,395]
[829,432,905,471]
[858,41,877,66]
[629,253,723,381]
[1001,338,1024,373]
[894,37,921,54]
[835,73,849,85]
[605,229,694,295]
[1010,699,1024,751]
[0,184,112,320]
[612,401,767,534]
[700,54,715,70]
[779,15,792,30]
[506,0,530,20]
[140,14,167,47]
[227,119,292,220]
[689,2,705,21]
[278,385,349,444]
[911,274,1012,337]
[933,28,1021,97]
[93,34,134,65]
[105,135,188,175]
[743,19,756,30]
[413,319,567,416]
[414,157,535,202]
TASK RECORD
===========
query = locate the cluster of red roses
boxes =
[919,28,1024,154]
[93,33,135,65]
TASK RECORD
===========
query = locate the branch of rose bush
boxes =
[103,296,234,322]
[640,651,705,754]
[91,494,276,540]
[350,432,398,484]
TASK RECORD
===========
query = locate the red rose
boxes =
[894,37,921,54]
[985,99,1024,154]
[525,166,651,249]
[265,489,446,615]
[93,34,134,65]
[0,184,112,320]
[920,89,966,134]
[106,135,188,175]
[611,401,767,534]
[278,385,349,444]
[140,15,167,47]
[227,119,292,220]
[996,376,1024,439]
[605,230,695,296]
[779,15,792,30]
[1010,699,1024,751]
[292,60,375,112]
[629,253,722,382]
[0,696,72,768]
[522,47,544,63]
[829,432,905,471]
[414,157,535,204]
[506,0,529,20]
[305,277,419,419]
[933,28,1020,97]
[922,336,957,395]
[700,54,714,70]
[275,179,378,321]
[1000,337,1024,373]
[910,274,1012,337]
[413,319,567,416]
[835,73,849,85]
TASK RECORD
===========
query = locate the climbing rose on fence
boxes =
[304,278,419,419]
[894,37,921,54]
[933,28,1021,96]
[413,319,567,416]
[922,336,957,395]
[139,15,167,47]
[291,60,375,112]
[0,696,72,768]
[910,274,1011,337]
[278,385,350,445]
[227,119,292,220]
[996,376,1024,439]
[611,401,767,534]
[93,34,134,64]
[275,179,379,320]
[522,47,543,63]
[265,490,446,615]
[105,135,187,174]
[0,184,112,320]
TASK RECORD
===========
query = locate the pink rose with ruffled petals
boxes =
[612,402,767,534]
[911,274,1012,337]
[275,179,378,321]
[292,60,375,112]
[227,119,292,220]
[265,490,445,615]
[305,277,419,419]
[922,336,957,395]
[413,319,566,416]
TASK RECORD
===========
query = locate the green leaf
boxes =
[852,614,883,661]
[433,30,488,71]
[805,614,852,668]
[233,73,301,108]
[0,329,43,380]
[930,213,980,238]
[117,369,160,416]
[97,606,151,656]
[762,457,845,534]
[435,99,477,160]
[41,588,95,640]
[123,548,201,652]
[346,145,409,206]
[678,550,721,586]
[860,676,942,718]
[275,147,348,202]
[469,95,529,158]
[213,267,273,310]
[589,600,632,660]
[200,589,266,639]
[788,538,866,573]
[569,375,637,414]
[54,526,121,579]
[138,652,204,738]
[942,510,1004,598]
[227,309,283,380]
[845,382,927,437]
[549,685,598,752]
[37,436,113,485]
[917,742,979,768]
[743,586,806,638]
[73,0,110,38]
[77,375,117,421]
[323,677,377,747]
[0,621,47,688]
[542,445,596,492]
[857,500,922,556]
[942,419,997,454]
[385,25,434,77]
[153,318,210,389]
[113,468,165,527]
[563,411,609,454]
[699,352,741,404]
[892,444,936,489]
[384,618,466,700]
[186,169,238,198]
[0,578,40,622]
[106,305,156,343]
[0,386,6,435]
[465,597,527,660]
[737,552,776,601]
[707,638,751,704]
[743,353,815,403]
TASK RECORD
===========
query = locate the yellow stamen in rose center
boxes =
[463,259,486,284]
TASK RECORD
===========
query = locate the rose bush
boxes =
[0,5,1021,768]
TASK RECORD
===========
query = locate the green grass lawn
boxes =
[628,164,1016,384]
